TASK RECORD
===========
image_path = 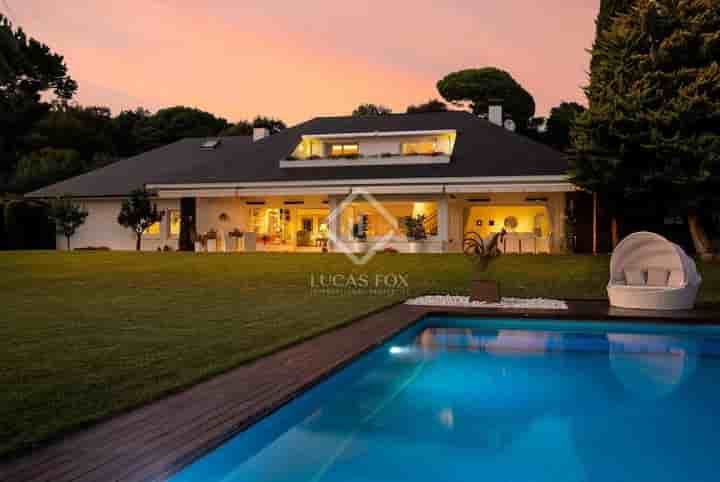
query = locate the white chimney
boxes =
[253,127,270,142]
[488,101,503,127]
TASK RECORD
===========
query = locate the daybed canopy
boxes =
[608,232,702,310]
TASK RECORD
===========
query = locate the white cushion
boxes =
[624,268,646,286]
[668,270,685,288]
[646,268,670,287]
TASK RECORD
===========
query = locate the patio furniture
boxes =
[535,236,551,254]
[226,230,244,252]
[607,231,702,310]
[519,233,536,254]
[504,234,521,254]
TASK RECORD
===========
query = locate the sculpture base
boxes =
[470,280,500,303]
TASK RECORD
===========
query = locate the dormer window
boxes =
[330,143,359,157]
[280,130,455,168]
[401,141,437,155]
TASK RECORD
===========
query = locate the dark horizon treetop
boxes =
[251,116,287,134]
[406,99,448,114]
[545,102,586,151]
[135,106,229,151]
[352,103,392,116]
[436,68,535,131]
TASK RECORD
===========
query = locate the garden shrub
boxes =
[3,200,56,250]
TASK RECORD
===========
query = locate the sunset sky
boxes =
[7,1,599,125]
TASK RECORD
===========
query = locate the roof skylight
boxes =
[200,139,221,150]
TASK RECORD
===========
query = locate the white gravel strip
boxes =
[406,295,568,310]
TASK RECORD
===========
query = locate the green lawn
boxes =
[1,251,718,458]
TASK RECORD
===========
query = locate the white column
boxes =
[327,197,341,252]
[437,196,449,248]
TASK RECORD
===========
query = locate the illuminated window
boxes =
[169,210,180,237]
[401,141,437,155]
[330,143,359,157]
[250,207,263,233]
[144,222,161,236]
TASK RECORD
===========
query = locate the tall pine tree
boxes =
[591,1,636,98]
[571,0,720,257]
[596,0,635,36]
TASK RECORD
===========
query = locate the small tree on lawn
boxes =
[117,189,163,251]
[49,197,88,250]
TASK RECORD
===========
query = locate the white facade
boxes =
[63,188,569,254]
[58,198,181,251]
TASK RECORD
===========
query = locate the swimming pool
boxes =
[169,317,720,482]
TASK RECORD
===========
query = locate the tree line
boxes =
[0,14,286,195]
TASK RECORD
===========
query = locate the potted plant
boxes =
[261,234,271,246]
[463,229,506,302]
[205,229,218,252]
[403,214,427,241]
[227,228,244,251]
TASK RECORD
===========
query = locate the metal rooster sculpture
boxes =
[463,229,506,302]
[463,229,507,272]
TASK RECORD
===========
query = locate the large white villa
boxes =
[27,109,575,254]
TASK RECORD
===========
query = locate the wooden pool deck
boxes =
[1,301,717,482]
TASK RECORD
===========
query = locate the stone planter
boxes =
[206,239,217,252]
[470,280,500,303]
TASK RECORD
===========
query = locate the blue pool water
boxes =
[169,318,720,482]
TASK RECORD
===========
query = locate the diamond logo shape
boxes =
[327,189,399,265]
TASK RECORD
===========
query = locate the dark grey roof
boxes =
[26,136,253,198]
[27,112,567,198]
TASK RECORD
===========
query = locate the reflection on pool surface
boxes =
[169,318,720,482]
